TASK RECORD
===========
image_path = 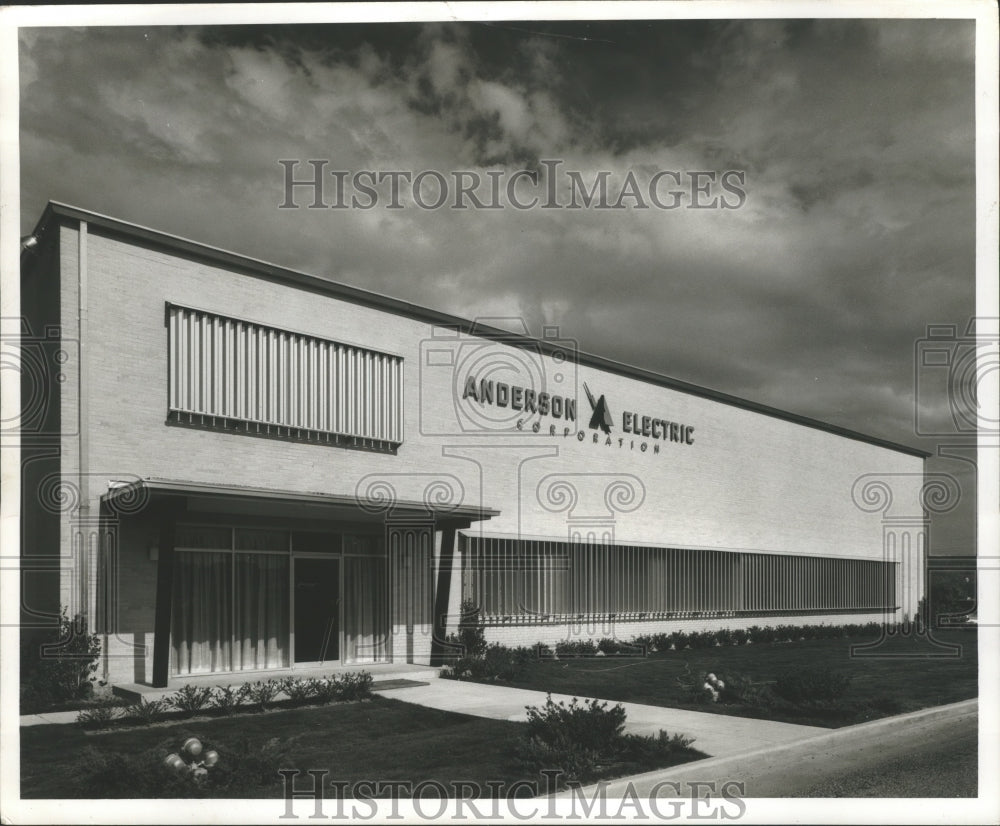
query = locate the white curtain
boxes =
[234,554,289,670]
[170,552,232,675]
[343,556,388,663]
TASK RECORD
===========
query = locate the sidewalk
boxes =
[373,680,827,758]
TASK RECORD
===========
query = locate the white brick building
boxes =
[20,202,928,689]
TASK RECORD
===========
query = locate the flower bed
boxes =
[76,672,374,730]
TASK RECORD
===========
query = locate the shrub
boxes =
[774,667,851,704]
[714,628,748,647]
[714,671,771,706]
[169,685,214,717]
[555,640,598,658]
[456,598,488,658]
[619,729,696,761]
[245,679,281,712]
[70,735,293,798]
[122,697,168,726]
[441,644,533,682]
[525,695,626,755]
[216,736,295,793]
[76,699,122,729]
[517,735,601,786]
[666,630,688,650]
[72,741,203,797]
[333,671,374,701]
[596,638,640,655]
[534,642,555,659]
[483,644,531,680]
[281,677,317,705]
[518,695,699,787]
[306,678,337,704]
[518,695,626,785]
[625,621,895,656]
[21,608,102,713]
[211,684,249,715]
[686,630,717,650]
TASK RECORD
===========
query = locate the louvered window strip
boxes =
[464,537,897,623]
[168,305,403,450]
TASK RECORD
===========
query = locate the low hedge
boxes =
[631,620,885,653]
[76,672,374,729]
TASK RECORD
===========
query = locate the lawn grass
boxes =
[20,695,705,799]
[492,629,977,728]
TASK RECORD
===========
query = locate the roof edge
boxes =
[102,477,501,521]
[42,201,931,459]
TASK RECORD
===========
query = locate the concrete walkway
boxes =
[373,680,827,758]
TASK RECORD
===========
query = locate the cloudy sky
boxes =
[17,16,979,552]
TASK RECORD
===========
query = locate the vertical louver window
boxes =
[167,304,403,451]
[463,536,897,621]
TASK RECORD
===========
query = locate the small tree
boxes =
[456,598,487,658]
[22,608,102,711]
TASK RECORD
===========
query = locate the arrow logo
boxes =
[583,382,613,434]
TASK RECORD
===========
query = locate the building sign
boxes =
[462,375,695,455]
[461,376,578,421]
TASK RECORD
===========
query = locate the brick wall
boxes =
[480,612,897,649]
[38,219,927,682]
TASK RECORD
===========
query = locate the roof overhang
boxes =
[101,477,500,529]
[31,201,931,460]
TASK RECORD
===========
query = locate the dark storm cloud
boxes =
[18,17,978,550]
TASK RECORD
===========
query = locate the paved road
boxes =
[375,680,826,757]
[552,698,978,798]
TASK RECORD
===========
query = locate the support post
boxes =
[430,524,458,667]
[151,500,182,687]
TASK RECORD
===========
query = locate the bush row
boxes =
[76,672,374,729]
[631,621,885,652]
[441,620,889,682]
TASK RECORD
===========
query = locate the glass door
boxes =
[293,556,341,664]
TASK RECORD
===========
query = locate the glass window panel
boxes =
[234,553,290,670]
[170,551,232,675]
[343,556,389,663]
[235,527,289,552]
[175,525,232,550]
[343,533,385,555]
[293,531,341,553]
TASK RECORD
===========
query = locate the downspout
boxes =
[76,221,100,677]
[78,218,88,518]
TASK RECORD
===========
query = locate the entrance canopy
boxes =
[100,477,499,687]
[101,477,501,529]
